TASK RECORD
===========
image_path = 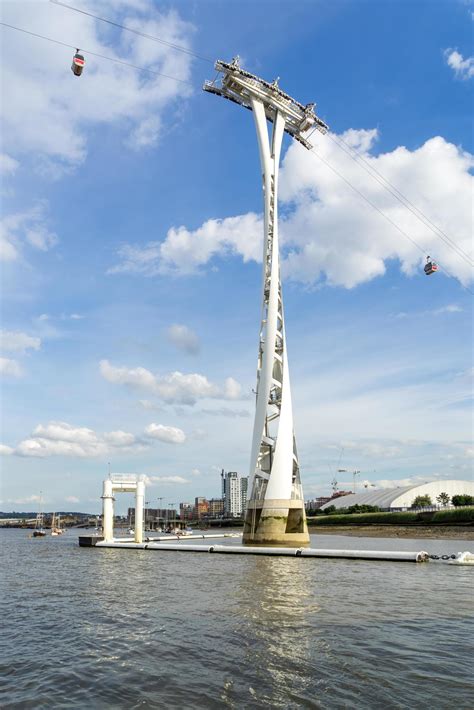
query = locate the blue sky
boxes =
[1,0,472,513]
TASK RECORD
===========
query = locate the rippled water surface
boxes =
[1,530,472,709]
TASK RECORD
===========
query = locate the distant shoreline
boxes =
[308,524,474,540]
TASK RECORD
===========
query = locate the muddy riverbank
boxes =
[308,524,474,540]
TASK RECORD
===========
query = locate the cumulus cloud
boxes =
[108,213,262,276]
[109,130,473,288]
[144,423,186,444]
[0,330,41,353]
[0,201,58,262]
[100,359,242,404]
[0,444,14,455]
[444,49,474,79]
[1,1,195,172]
[166,323,200,354]
[65,495,80,504]
[103,430,137,447]
[0,358,23,378]
[11,420,143,458]
[278,132,473,288]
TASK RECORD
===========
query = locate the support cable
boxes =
[309,147,473,296]
[0,22,194,85]
[326,132,473,267]
[1,20,472,294]
[49,0,214,63]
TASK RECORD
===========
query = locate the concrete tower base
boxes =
[242,499,310,547]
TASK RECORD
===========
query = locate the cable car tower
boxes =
[204,58,328,545]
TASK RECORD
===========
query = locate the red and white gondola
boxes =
[424,256,438,275]
[71,50,85,77]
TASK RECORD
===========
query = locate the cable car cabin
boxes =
[424,259,438,276]
[71,52,85,76]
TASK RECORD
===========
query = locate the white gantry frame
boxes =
[102,473,145,543]
[204,59,328,526]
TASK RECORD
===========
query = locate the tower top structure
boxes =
[204,57,329,150]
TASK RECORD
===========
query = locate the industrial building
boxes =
[319,480,474,511]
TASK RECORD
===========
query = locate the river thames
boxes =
[1,529,472,709]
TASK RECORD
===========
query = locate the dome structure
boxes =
[319,479,474,511]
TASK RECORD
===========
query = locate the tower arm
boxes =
[203,58,329,150]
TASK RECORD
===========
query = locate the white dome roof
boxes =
[319,479,474,510]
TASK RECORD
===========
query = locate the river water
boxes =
[1,529,472,709]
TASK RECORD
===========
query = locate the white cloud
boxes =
[25,227,58,252]
[278,132,473,288]
[0,153,19,175]
[1,1,194,172]
[103,430,137,446]
[444,49,474,79]
[12,420,142,458]
[0,444,14,455]
[0,330,41,353]
[144,423,186,444]
[395,303,463,318]
[0,201,58,262]
[166,323,200,354]
[65,495,80,503]
[435,304,463,314]
[9,494,42,505]
[108,213,262,276]
[0,358,23,378]
[147,475,190,484]
[222,377,242,400]
[100,359,242,405]
[110,130,473,288]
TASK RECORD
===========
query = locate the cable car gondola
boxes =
[424,256,438,276]
[71,50,85,77]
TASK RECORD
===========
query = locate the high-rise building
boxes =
[225,472,241,517]
[220,470,249,517]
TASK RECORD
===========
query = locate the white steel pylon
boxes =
[204,59,328,545]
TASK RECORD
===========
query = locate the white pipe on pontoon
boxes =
[95,540,429,562]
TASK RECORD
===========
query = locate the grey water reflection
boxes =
[231,556,326,707]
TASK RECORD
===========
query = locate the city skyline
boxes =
[1,0,472,512]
